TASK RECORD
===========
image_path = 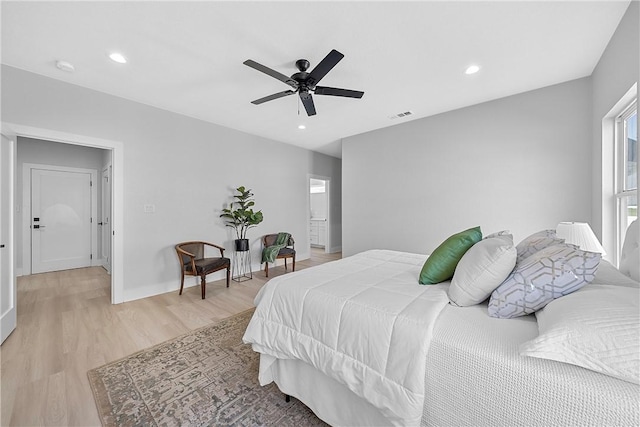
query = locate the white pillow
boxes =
[484,230,511,239]
[515,229,564,264]
[488,244,601,318]
[449,234,516,307]
[520,284,640,385]
[619,219,639,281]
[593,260,640,288]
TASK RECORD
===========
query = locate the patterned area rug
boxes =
[88,309,327,426]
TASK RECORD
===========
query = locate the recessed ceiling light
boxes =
[465,65,480,75]
[109,52,127,64]
[298,125,306,130]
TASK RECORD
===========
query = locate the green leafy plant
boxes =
[220,186,264,240]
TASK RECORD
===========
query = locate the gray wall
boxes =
[16,137,107,270]
[2,65,342,301]
[342,77,592,257]
[342,1,638,260]
[591,0,639,258]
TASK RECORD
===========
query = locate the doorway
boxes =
[2,122,124,304]
[309,177,330,254]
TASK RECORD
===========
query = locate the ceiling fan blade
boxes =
[299,91,317,116]
[244,60,298,89]
[251,90,296,105]
[306,49,344,87]
[314,86,364,99]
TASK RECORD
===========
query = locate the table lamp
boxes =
[556,222,606,255]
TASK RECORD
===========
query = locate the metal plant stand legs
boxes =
[233,249,252,282]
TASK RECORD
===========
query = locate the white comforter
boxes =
[243,250,450,426]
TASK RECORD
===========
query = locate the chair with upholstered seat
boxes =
[175,241,230,299]
[262,233,295,277]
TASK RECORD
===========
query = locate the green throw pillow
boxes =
[419,226,482,284]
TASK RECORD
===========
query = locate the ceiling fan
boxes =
[243,49,364,116]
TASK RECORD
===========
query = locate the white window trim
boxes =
[615,101,637,192]
[614,100,637,266]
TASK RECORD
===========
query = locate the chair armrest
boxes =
[289,236,295,249]
[176,246,198,273]
[203,241,226,257]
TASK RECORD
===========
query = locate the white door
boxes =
[1,133,16,344]
[101,166,111,274]
[31,168,92,274]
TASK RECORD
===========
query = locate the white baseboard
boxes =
[123,279,186,303]
[329,245,342,254]
[15,267,24,277]
[122,271,228,302]
[122,264,262,302]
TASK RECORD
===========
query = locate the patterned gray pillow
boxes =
[488,244,601,319]
[515,229,564,263]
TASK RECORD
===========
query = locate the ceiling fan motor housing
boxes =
[292,71,310,87]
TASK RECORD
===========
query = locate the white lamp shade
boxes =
[556,222,606,255]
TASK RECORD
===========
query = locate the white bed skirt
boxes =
[261,355,391,426]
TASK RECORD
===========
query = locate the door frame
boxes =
[23,164,98,274]
[101,165,112,274]
[307,174,331,254]
[1,122,125,304]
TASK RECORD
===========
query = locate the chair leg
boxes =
[293,255,296,272]
[201,275,206,299]
[284,258,287,271]
[179,271,185,295]
[226,266,230,288]
[265,262,269,277]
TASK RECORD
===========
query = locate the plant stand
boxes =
[233,249,252,282]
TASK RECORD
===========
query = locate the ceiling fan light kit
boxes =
[244,49,364,116]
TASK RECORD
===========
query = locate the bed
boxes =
[243,228,639,426]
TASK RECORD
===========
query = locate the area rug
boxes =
[87,309,327,426]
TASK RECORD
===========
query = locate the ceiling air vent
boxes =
[389,111,413,120]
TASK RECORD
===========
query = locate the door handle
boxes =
[98,222,103,225]
[33,225,46,229]
[0,244,5,248]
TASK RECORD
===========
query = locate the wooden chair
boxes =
[175,241,230,299]
[262,234,296,277]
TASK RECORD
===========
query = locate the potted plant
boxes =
[220,186,264,251]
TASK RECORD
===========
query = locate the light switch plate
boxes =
[144,204,155,213]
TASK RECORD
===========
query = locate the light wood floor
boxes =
[0,248,340,426]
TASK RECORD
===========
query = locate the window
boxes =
[616,101,637,260]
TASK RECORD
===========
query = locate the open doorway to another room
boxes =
[309,177,329,258]
[18,137,112,277]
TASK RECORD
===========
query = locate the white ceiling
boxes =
[1,1,630,158]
